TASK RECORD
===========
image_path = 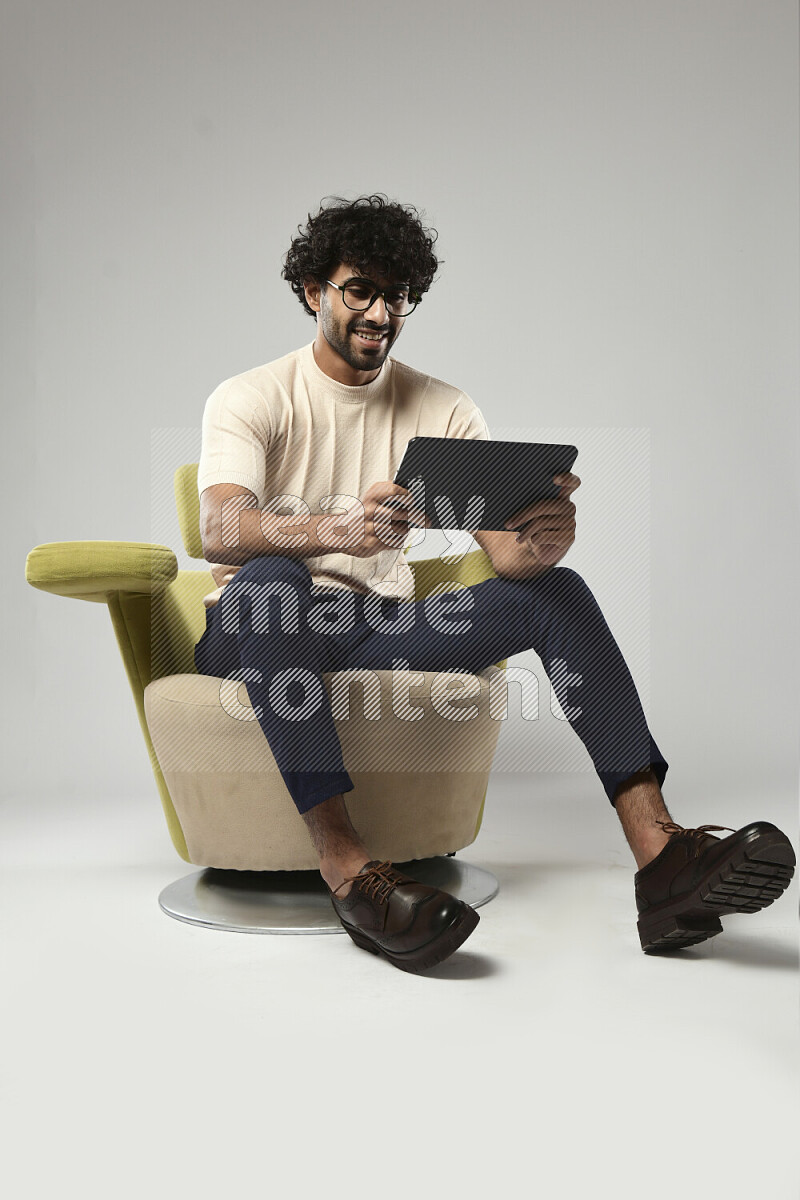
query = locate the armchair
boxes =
[25,464,505,932]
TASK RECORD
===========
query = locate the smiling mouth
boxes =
[353,329,388,345]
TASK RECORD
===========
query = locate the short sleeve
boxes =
[197,376,272,502]
[445,392,491,441]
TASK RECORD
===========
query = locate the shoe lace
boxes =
[332,861,401,905]
[656,820,735,839]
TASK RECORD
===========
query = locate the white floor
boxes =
[2,774,797,1200]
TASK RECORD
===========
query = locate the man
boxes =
[194,194,795,973]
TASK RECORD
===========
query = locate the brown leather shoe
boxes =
[329,860,479,973]
[635,820,795,953]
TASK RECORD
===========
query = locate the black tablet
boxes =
[393,437,579,532]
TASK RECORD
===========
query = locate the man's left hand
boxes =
[504,472,581,568]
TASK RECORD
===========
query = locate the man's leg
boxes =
[194,555,483,968]
[201,562,673,874]
[194,556,371,893]
[301,793,371,895]
[343,565,671,867]
[194,560,794,954]
[341,567,795,950]
[612,767,674,869]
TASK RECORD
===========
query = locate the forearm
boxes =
[493,543,553,580]
[205,507,332,565]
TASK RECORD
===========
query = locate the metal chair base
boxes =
[158,856,499,934]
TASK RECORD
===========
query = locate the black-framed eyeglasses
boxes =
[326,277,420,317]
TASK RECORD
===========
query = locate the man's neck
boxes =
[312,330,383,387]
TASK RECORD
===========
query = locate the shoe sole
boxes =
[638,823,796,954]
[340,902,480,974]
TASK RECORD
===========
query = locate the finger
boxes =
[376,501,412,521]
[516,529,570,547]
[379,498,418,524]
[374,509,412,542]
[553,472,581,494]
[504,500,547,529]
[375,483,414,503]
[505,496,574,530]
[521,530,571,549]
[515,514,574,542]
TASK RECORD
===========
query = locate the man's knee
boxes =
[220,556,311,637]
[546,565,591,593]
[517,565,598,610]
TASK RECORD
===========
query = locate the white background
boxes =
[3,4,798,1197]
[7,0,797,806]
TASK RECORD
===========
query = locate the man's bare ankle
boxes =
[631,832,671,871]
[613,767,675,870]
[321,853,372,897]
[301,793,372,894]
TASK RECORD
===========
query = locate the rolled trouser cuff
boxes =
[288,771,356,815]
[600,735,669,806]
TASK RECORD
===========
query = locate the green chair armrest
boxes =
[410,547,499,598]
[25,541,179,603]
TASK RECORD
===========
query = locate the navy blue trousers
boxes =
[193,555,668,815]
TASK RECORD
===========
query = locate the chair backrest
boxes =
[175,463,204,558]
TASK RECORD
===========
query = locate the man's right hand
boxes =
[319,481,429,559]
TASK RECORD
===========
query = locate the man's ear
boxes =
[303,277,323,313]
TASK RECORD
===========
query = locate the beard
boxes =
[320,304,397,373]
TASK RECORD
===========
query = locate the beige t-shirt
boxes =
[197,340,490,609]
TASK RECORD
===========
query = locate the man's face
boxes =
[316,263,407,373]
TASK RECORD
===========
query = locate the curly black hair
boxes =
[282,194,441,317]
